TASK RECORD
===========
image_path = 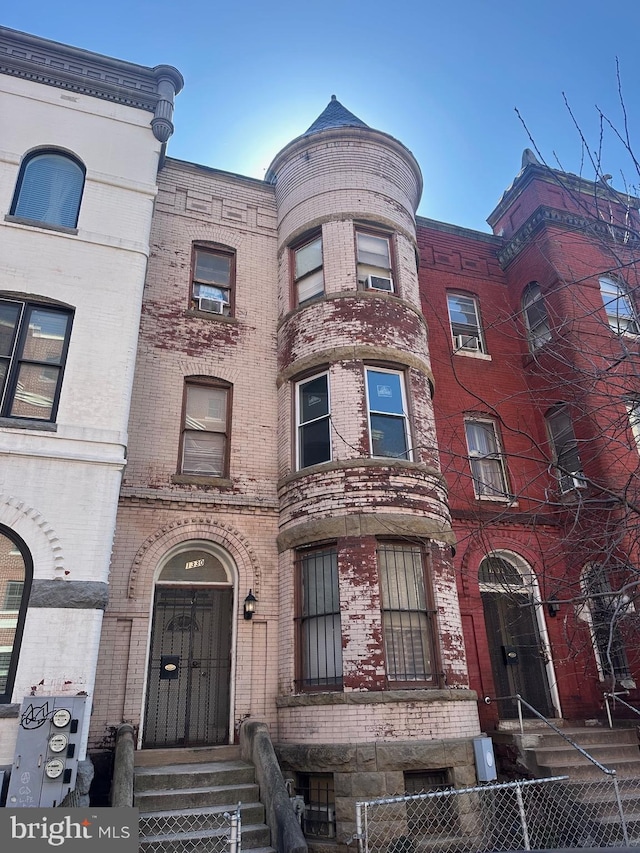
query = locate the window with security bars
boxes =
[582,564,632,684]
[297,774,336,839]
[378,543,437,684]
[180,380,230,477]
[11,150,85,229]
[297,547,343,690]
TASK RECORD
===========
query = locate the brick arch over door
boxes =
[127,517,262,600]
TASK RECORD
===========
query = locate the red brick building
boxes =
[419,153,640,730]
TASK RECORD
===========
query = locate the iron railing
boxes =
[604,691,640,727]
[355,776,640,853]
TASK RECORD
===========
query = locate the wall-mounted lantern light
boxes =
[547,596,561,617]
[244,589,257,620]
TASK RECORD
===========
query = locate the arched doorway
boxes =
[479,553,557,720]
[143,541,235,748]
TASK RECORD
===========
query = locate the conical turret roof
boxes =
[304,95,369,135]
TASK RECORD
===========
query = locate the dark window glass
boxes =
[0,300,73,421]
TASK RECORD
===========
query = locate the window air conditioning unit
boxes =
[454,334,480,351]
[303,805,336,839]
[198,296,226,314]
[366,274,394,292]
[559,473,587,493]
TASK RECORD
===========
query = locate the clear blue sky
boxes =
[5,2,640,232]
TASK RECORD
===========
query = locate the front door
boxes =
[143,586,232,747]
[482,591,554,719]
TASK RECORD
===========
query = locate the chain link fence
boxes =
[356,776,640,853]
[140,804,241,853]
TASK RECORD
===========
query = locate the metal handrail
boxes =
[484,692,630,844]
[603,690,640,727]
[484,693,615,776]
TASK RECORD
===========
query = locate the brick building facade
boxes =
[91,94,640,839]
[3,25,640,838]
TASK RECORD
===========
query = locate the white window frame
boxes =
[365,367,412,460]
[295,371,331,470]
[192,246,234,316]
[627,400,640,450]
[599,276,639,336]
[180,380,230,477]
[522,282,551,351]
[293,235,324,306]
[447,293,486,354]
[464,419,510,500]
[356,230,394,292]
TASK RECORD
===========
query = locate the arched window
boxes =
[522,283,551,350]
[599,276,639,335]
[0,526,32,703]
[580,564,633,687]
[11,150,85,229]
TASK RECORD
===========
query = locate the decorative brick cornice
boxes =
[498,204,640,268]
[0,27,183,141]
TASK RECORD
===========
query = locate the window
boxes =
[582,564,633,687]
[447,293,485,353]
[378,543,437,684]
[464,419,509,499]
[0,527,32,703]
[297,774,336,839]
[366,368,411,459]
[180,379,230,476]
[405,771,455,835]
[2,581,24,611]
[357,230,394,292]
[0,299,73,421]
[296,372,331,469]
[293,235,324,305]
[522,282,551,350]
[599,276,639,335]
[191,246,234,316]
[10,150,85,229]
[545,407,586,493]
[297,546,342,690]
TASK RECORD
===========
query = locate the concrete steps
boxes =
[135,747,274,852]
[495,725,640,844]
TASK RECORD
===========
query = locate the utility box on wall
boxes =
[473,735,497,782]
[6,696,88,807]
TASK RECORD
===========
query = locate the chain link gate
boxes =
[140,802,242,853]
[356,776,640,853]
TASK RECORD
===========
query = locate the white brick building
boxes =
[0,27,181,780]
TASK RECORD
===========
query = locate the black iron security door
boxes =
[482,591,554,719]
[144,587,232,747]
